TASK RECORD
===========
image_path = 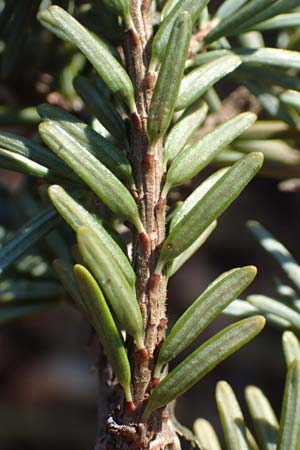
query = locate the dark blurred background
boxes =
[1,1,300,449]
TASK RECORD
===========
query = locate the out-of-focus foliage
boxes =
[225,221,300,336]
[194,331,300,450]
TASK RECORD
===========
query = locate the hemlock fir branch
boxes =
[1,1,300,449]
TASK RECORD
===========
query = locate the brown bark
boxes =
[95,2,177,449]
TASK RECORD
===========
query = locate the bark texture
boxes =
[95,2,177,449]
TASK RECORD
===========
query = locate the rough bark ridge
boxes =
[95,2,178,449]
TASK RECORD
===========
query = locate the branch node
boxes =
[150,273,161,295]
[158,317,168,331]
[138,347,149,361]
[130,187,140,202]
[146,71,157,90]
[139,231,151,254]
[151,377,160,389]
[155,196,166,216]
[144,153,154,172]
[131,111,142,130]
[127,27,140,47]
[126,400,136,412]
